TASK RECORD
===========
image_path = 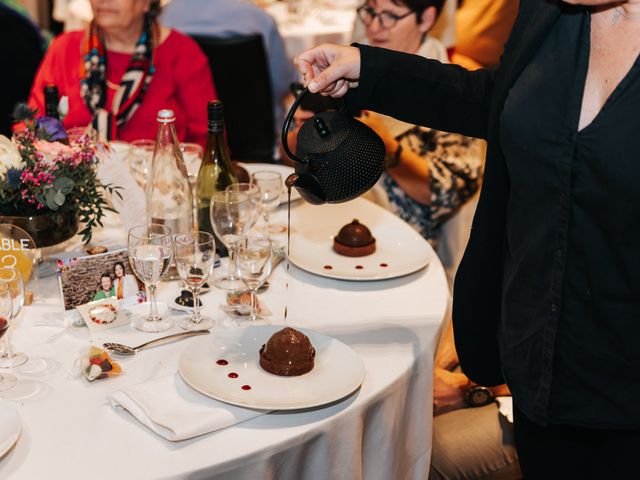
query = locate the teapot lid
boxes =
[296,111,353,157]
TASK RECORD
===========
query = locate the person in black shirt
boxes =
[292,0,640,477]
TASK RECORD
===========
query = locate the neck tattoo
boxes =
[612,6,640,25]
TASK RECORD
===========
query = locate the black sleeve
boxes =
[344,44,495,140]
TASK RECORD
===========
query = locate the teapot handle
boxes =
[281,88,310,165]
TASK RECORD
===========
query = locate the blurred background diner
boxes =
[353,0,483,251]
[28,0,216,145]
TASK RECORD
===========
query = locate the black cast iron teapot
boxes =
[281,88,386,205]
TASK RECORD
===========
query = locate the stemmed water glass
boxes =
[235,235,272,322]
[128,224,174,332]
[174,231,215,330]
[210,191,253,290]
[129,139,155,189]
[0,283,15,390]
[0,267,27,369]
[226,182,262,231]
[251,171,283,237]
[180,142,204,228]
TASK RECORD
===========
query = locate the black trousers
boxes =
[513,406,640,479]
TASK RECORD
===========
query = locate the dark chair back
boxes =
[192,33,275,163]
[0,5,43,136]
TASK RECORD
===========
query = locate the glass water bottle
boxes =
[146,109,193,277]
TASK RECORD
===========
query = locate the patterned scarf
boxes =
[80,17,156,141]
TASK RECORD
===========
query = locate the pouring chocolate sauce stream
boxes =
[284,174,298,321]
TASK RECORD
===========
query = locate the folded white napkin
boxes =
[496,397,514,423]
[107,374,265,441]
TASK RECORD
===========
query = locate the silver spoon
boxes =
[103,329,210,356]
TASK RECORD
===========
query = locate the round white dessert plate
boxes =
[179,325,364,410]
[237,163,301,202]
[0,400,21,458]
[288,199,434,281]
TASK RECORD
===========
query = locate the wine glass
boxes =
[129,139,155,189]
[251,171,283,237]
[235,235,272,322]
[0,283,15,390]
[180,142,204,228]
[128,224,174,332]
[225,182,262,231]
[174,231,215,330]
[0,267,27,369]
[209,191,253,290]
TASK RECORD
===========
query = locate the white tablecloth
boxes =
[0,198,448,479]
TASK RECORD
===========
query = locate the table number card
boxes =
[97,145,147,236]
[0,224,36,282]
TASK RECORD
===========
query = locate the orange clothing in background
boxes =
[452,0,519,70]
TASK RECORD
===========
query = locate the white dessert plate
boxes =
[288,198,434,281]
[179,325,364,410]
[237,162,301,202]
[0,400,21,458]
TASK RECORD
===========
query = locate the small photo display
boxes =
[57,248,144,311]
[76,297,128,332]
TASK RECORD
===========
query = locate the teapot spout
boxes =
[285,172,327,205]
[285,173,298,190]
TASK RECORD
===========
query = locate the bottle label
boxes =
[208,120,224,132]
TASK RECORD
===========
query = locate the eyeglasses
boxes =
[357,4,415,29]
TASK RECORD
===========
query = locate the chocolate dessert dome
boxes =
[259,327,315,376]
[333,219,376,257]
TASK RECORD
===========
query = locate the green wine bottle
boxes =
[196,100,237,256]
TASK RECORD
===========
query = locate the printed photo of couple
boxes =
[58,249,144,310]
[93,262,140,301]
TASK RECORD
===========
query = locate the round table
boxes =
[266,2,357,59]
[0,197,449,479]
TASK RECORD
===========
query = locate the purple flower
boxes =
[36,117,68,142]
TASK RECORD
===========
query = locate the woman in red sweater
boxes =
[28,0,216,147]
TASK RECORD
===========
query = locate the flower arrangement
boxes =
[0,104,120,244]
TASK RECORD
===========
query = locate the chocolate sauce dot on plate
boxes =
[380,263,389,268]
[323,265,333,270]
[228,372,238,379]
[355,265,364,270]
[241,385,252,390]
[216,359,228,366]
